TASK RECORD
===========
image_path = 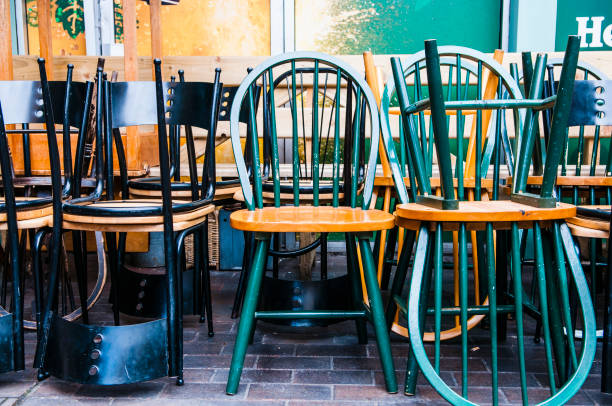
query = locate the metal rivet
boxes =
[90,349,101,360]
[293,287,301,295]
[138,291,145,299]
[139,279,147,287]
[136,303,143,311]
[36,87,42,95]
[35,110,43,118]
[92,334,103,344]
[36,98,44,106]
[88,365,99,376]
[596,98,605,106]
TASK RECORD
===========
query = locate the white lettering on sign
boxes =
[576,16,605,47]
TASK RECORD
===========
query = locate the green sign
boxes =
[556,0,612,51]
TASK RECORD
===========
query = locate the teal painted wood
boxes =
[227,51,397,395]
[381,37,597,405]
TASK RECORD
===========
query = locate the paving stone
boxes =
[0,381,36,397]
[222,343,296,356]
[333,385,399,400]
[296,344,367,357]
[247,383,332,400]
[584,389,612,406]
[257,356,332,370]
[74,382,165,398]
[19,398,111,406]
[160,382,246,400]
[211,369,292,383]
[293,370,373,385]
[503,387,592,405]
[183,354,256,369]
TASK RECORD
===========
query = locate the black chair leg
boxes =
[105,232,121,326]
[72,231,89,324]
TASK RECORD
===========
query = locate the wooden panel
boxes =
[36,0,53,79]
[149,0,163,61]
[0,0,13,80]
[123,0,138,81]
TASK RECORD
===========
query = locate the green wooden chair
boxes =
[225,52,397,395]
[380,36,596,404]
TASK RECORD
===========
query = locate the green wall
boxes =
[556,0,612,51]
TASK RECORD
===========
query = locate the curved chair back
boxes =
[0,67,93,197]
[229,52,380,210]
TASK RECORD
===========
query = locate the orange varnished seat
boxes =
[62,199,215,232]
[230,206,395,233]
[395,200,576,231]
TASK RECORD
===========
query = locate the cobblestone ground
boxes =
[0,254,609,405]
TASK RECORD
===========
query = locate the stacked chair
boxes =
[0,59,60,373]
[33,59,221,385]
[377,47,523,342]
[380,36,596,404]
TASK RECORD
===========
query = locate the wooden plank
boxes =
[123,0,138,81]
[149,0,163,61]
[36,0,53,79]
[0,0,13,80]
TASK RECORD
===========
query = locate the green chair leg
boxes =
[358,235,398,394]
[226,235,270,395]
[346,233,368,344]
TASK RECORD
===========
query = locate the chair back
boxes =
[97,59,222,206]
[229,52,380,210]
[0,65,93,196]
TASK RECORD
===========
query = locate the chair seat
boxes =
[567,205,610,238]
[129,184,241,201]
[395,200,576,228]
[0,197,53,221]
[230,206,395,232]
[63,199,214,232]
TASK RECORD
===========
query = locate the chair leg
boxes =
[71,231,89,324]
[405,226,432,396]
[320,232,328,280]
[358,235,398,393]
[105,232,120,326]
[511,223,528,405]
[201,223,214,336]
[193,231,202,318]
[231,231,253,319]
[227,235,270,395]
[380,225,398,290]
[385,229,415,329]
[32,229,47,345]
[345,233,367,344]
[496,229,509,342]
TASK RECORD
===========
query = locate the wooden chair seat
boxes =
[0,197,53,222]
[62,199,214,232]
[230,206,395,233]
[567,205,610,238]
[395,201,576,229]
[129,183,241,201]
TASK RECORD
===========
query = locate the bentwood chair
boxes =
[226,52,397,395]
[376,47,522,342]
[34,59,221,386]
[0,59,65,374]
[0,64,97,333]
[381,36,596,404]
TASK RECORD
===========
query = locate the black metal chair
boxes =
[0,59,71,374]
[33,59,222,386]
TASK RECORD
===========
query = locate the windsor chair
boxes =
[34,59,221,386]
[381,37,596,404]
[226,52,397,395]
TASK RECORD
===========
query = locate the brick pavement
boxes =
[0,254,609,405]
